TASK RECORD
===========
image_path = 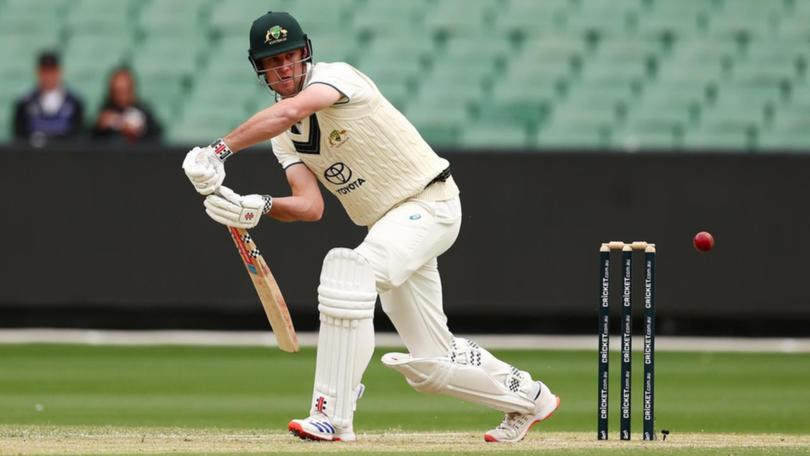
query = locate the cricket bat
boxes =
[227,226,299,352]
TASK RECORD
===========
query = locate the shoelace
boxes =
[498,412,526,431]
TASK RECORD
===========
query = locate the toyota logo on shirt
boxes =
[323,162,366,195]
[324,162,352,185]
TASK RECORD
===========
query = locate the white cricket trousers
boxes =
[355,195,462,358]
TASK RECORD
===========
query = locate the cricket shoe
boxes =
[288,413,354,442]
[288,384,365,442]
[484,381,560,443]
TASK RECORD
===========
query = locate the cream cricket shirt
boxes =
[271,62,458,226]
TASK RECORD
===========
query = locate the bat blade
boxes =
[227,227,299,352]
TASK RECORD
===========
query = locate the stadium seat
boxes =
[423,0,491,36]
[413,77,485,107]
[62,35,131,85]
[137,72,187,109]
[682,129,753,150]
[459,122,529,149]
[488,83,558,128]
[504,60,576,93]
[2,0,70,12]
[376,82,411,111]
[771,103,810,130]
[777,15,810,41]
[63,0,137,35]
[444,35,515,61]
[132,36,201,81]
[0,33,61,76]
[497,0,569,35]
[137,4,205,39]
[521,33,589,62]
[730,64,797,89]
[360,61,418,90]
[429,63,493,88]
[0,67,34,105]
[701,99,770,129]
[566,83,637,108]
[0,15,61,58]
[577,62,648,94]
[363,40,428,67]
[311,33,360,64]
[547,102,622,130]
[406,103,468,147]
[535,121,611,148]
[635,13,704,40]
[169,108,245,145]
[716,84,787,107]
[757,101,810,150]
[646,79,716,107]
[0,108,10,142]
[646,0,717,19]
[352,1,429,38]
[611,128,679,150]
[705,13,778,42]
[757,131,810,151]
[209,0,279,34]
[623,111,693,141]
[563,1,641,39]
[595,38,665,62]
[475,100,547,131]
[742,42,805,70]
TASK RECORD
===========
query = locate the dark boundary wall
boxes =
[1,146,809,336]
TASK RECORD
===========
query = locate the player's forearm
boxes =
[267,195,323,222]
[224,100,303,152]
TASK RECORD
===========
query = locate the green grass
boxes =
[1,344,809,454]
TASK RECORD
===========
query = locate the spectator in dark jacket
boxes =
[13,52,84,145]
[92,67,162,144]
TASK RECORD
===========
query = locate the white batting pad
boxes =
[381,338,537,414]
[311,248,377,430]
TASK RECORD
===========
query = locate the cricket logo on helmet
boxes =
[265,25,288,45]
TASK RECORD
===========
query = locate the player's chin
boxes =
[274,80,297,97]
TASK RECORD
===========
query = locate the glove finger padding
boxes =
[203,186,266,229]
[215,185,239,202]
[205,207,252,229]
[204,192,243,214]
[182,146,227,195]
[181,148,204,172]
[205,185,242,214]
[194,175,222,195]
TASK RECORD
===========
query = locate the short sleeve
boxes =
[306,62,373,106]
[271,135,302,169]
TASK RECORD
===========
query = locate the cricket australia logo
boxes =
[324,162,365,195]
[328,129,350,148]
[265,25,288,45]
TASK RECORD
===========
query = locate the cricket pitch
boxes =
[3,426,810,455]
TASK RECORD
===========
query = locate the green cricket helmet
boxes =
[248,11,312,93]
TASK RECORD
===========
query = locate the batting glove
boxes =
[203,186,272,229]
[182,138,232,195]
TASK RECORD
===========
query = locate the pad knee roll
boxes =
[318,248,376,320]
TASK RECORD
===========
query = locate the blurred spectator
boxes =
[92,67,162,144]
[13,52,84,145]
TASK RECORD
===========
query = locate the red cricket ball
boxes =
[693,231,715,252]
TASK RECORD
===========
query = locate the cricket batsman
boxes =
[182,11,559,443]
